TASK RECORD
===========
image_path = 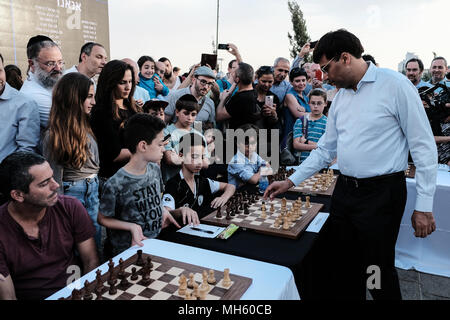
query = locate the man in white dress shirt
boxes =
[264,29,437,300]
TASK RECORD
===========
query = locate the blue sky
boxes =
[108,0,449,73]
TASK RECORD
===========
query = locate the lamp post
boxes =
[215,0,219,54]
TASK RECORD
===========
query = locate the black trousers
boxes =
[320,172,407,300]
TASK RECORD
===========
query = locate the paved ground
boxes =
[366,268,450,300]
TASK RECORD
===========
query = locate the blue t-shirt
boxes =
[293,114,327,163]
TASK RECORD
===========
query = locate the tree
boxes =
[287,0,310,61]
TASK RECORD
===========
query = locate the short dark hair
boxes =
[362,54,377,65]
[431,56,447,66]
[175,94,199,112]
[255,66,273,79]
[237,123,259,145]
[228,59,237,69]
[405,58,424,72]
[137,56,155,69]
[179,132,206,155]
[124,113,165,153]
[158,57,171,64]
[313,29,364,64]
[235,62,254,85]
[289,67,308,82]
[79,42,104,63]
[309,88,327,103]
[27,40,58,60]
[0,151,47,200]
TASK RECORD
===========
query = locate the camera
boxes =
[419,83,450,135]
[218,43,229,50]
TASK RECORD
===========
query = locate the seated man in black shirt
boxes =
[162,133,235,225]
[216,62,262,129]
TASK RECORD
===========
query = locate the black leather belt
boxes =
[340,171,404,188]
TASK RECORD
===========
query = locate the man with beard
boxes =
[270,57,292,104]
[264,29,437,300]
[0,151,98,300]
[405,58,431,89]
[159,57,181,91]
[164,66,216,124]
[64,42,107,84]
[20,39,64,130]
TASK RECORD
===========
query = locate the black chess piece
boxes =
[83,280,93,300]
[130,267,138,281]
[216,206,222,218]
[108,279,117,295]
[71,289,82,300]
[244,203,250,215]
[136,249,145,266]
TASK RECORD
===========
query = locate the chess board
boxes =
[60,251,252,300]
[288,172,338,196]
[405,164,416,179]
[202,197,323,240]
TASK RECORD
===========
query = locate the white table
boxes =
[46,239,300,300]
[395,165,450,277]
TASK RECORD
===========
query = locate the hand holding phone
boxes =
[218,43,229,50]
[315,69,323,81]
[309,40,318,49]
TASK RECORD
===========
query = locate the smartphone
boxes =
[265,95,274,107]
[201,53,218,70]
[315,69,323,81]
[163,133,171,142]
[309,40,318,49]
[218,43,229,50]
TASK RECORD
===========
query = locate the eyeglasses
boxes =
[321,57,335,74]
[198,79,215,87]
[36,58,65,69]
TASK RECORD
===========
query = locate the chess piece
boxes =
[117,258,125,279]
[261,207,267,219]
[95,269,104,292]
[198,286,208,300]
[261,201,266,211]
[185,291,196,300]
[136,249,145,266]
[306,196,311,208]
[222,268,231,287]
[216,206,222,218]
[281,197,287,208]
[71,289,82,300]
[146,256,153,269]
[187,273,196,289]
[178,274,187,296]
[226,207,232,220]
[95,286,103,300]
[243,203,250,215]
[130,267,138,281]
[201,271,210,291]
[108,258,115,273]
[192,282,200,298]
[273,219,280,228]
[83,280,93,300]
[207,269,216,285]
[108,279,117,295]
[283,217,290,230]
[270,203,275,213]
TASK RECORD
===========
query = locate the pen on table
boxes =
[190,227,214,234]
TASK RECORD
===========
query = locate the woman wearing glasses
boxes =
[90,60,141,181]
[281,67,309,149]
[43,72,102,248]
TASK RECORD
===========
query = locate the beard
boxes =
[164,71,172,80]
[34,63,63,88]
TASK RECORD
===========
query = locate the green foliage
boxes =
[287,0,310,61]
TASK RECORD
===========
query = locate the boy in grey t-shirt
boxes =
[98,114,180,257]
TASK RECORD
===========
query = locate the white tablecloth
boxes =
[46,239,300,300]
[395,166,450,277]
